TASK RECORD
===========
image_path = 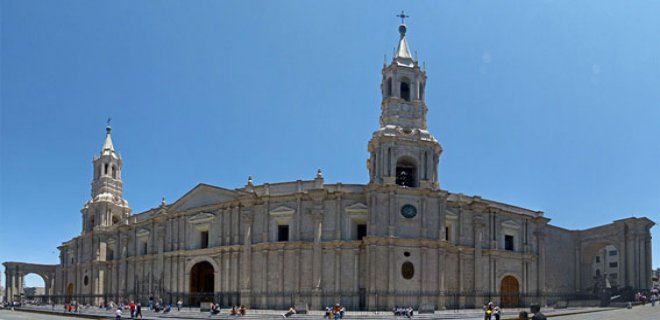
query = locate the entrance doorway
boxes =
[66,283,74,302]
[500,276,519,307]
[189,261,215,306]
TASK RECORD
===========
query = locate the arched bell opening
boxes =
[395,156,417,187]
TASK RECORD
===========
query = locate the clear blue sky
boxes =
[1,1,659,288]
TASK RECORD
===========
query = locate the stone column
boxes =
[473,217,484,296]
[536,227,546,305]
[240,209,253,307]
[437,248,445,309]
[645,235,652,289]
[311,211,323,309]
[458,250,465,308]
[387,245,394,308]
[574,245,581,291]
[353,248,360,308]
[626,233,635,288]
[334,248,341,296]
[5,271,13,302]
[367,245,377,310]
[388,191,395,236]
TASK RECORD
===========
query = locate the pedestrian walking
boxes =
[135,303,143,319]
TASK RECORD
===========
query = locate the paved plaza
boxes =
[1,304,659,320]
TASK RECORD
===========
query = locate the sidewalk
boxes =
[14,304,618,320]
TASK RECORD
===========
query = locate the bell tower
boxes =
[367,21,442,189]
[81,123,131,233]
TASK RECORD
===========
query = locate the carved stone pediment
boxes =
[188,212,215,224]
[269,206,295,217]
[501,219,521,229]
[136,229,150,238]
[345,202,368,215]
[169,183,238,212]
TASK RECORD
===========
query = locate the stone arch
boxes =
[498,274,521,308]
[2,262,56,303]
[580,239,621,292]
[23,272,47,301]
[395,155,418,187]
[184,256,220,306]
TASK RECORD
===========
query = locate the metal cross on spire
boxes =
[396,11,409,24]
[107,117,112,126]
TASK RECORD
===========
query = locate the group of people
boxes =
[635,290,659,306]
[485,302,546,320]
[518,305,546,320]
[392,306,414,318]
[483,302,501,320]
[63,301,79,313]
[209,304,247,317]
[323,303,345,319]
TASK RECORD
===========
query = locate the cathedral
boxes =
[4,22,654,311]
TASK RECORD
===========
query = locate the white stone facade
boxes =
[3,23,654,310]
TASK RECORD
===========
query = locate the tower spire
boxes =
[393,17,414,67]
[102,118,116,156]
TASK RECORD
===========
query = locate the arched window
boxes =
[111,165,117,179]
[395,157,417,187]
[104,163,109,175]
[400,78,411,101]
[385,77,392,97]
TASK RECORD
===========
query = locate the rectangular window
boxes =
[142,242,148,255]
[200,231,209,249]
[504,235,514,251]
[356,224,367,240]
[609,262,618,268]
[278,225,289,242]
[107,248,114,261]
[609,250,617,256]
[445,226,450,241]
[596,256,600,263]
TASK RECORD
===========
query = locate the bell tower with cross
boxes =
[367,13,442,189]
[81,119,131,234]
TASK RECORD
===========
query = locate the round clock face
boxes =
[401,204,417,219]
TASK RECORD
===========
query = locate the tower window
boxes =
[419,82,425,100]
[400,80,410,101]
[107,247,114,261]
[112,166,117,179]
[445,226,450,241]
[505,235,514,251]
[596,256,600,263]
[104,163,108,175]
[142,242,148,255]
[395,157,417,187]
[609,262,618,268]
[356,224,367,240]
[278,225,289,242]
[200,231,209,249]
[386,77,392,97]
